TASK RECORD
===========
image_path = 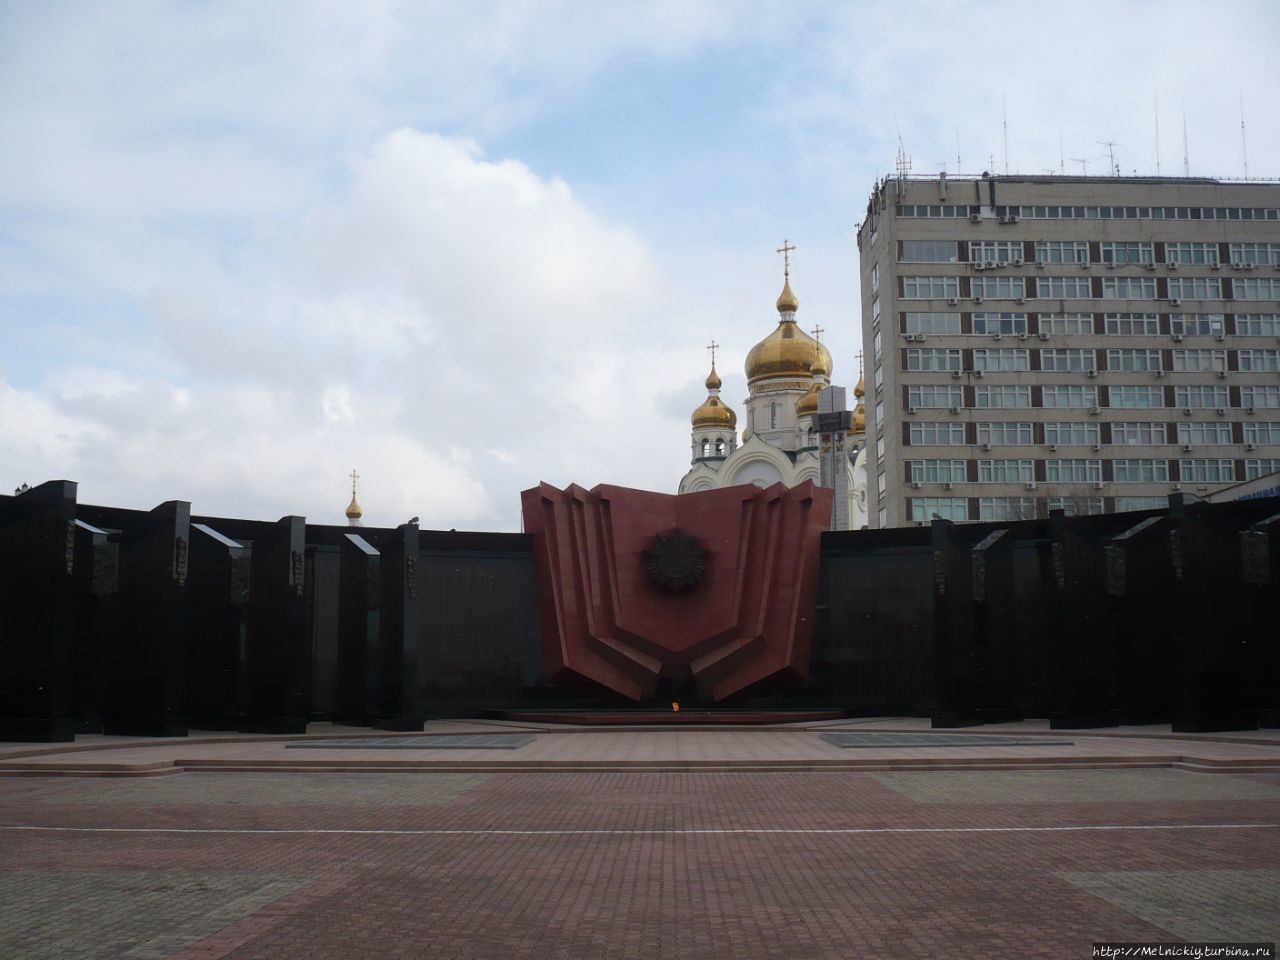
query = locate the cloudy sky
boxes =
[3,1,1277,530]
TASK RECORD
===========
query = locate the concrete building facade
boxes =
[856,174,1280,528]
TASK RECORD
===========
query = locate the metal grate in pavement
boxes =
[287,734,536,750]
[820,732,1070,749]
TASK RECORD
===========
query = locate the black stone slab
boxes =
[821,732,1070,748]
[286,734,535,749]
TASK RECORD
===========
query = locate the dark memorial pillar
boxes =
[0,481,79,742]
[240,516,308,734]
[1245,509,1280,728]
[335,532,381,724]
[186,523,250,728]
[374,521,421,730]
[71,517,117,733]
[102,500,191,737]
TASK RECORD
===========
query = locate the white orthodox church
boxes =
[678,266,869,530]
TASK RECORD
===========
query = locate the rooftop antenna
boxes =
[1154,92,1161,176]
[1182,108,1190,176]
[1070,157,1090,176]
[1059,132,1065,175]
[956,128,962,174]
[1002,92,1009,175]
[1098,140,1119,176]
[1240,94,1249,178]
[893,125,912,197]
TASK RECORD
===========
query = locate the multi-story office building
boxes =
[856,174,1280,528]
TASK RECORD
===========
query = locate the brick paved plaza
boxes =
[1,721,1277,959]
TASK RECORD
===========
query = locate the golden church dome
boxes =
[345,493,363,520]
[795,355,830,417]
[745,278,832,385]
[691,396,737,428]
[705,366,722,391]
[851,402,866,434]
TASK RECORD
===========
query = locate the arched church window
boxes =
[701,438,711,457]
[769,402,778,429]
[715,439,725,455]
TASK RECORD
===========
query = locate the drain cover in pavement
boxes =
[287,734,535,750]
[820,732,1070,748]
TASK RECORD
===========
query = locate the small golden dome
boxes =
[776,277,799,313]
[705,365,722,391]
[795,382,824,417]
[345,493,363,520]
[851,402,866,434]
[692,396,736,428]
[854,374,865,399]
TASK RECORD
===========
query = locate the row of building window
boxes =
[889,312,1280,337]
[905,495,1185,523]
[899,384,1280,409]
[898,239,1280,266]
[907,458,1280,485]
[901,347,1280,372]
[903,420,1280,446]
[898,274,1280,301]
[896,204,1280,222]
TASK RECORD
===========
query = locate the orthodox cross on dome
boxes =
[776,239,796,278]
[707,339,719,368]
[811,324,825,343]
[350,469,359,496]
[856,349,864,377]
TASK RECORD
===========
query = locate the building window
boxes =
[1245,459,1280,479]
[1170,313,1224,336]
[971,312,1028,334]
[970,240,1025,264]
[769,401,778,429]
[910,459,967,483]
[1105,313,1160,335]
[1113,459,1170,482]
[901,240,959,263]
[906,348,963,372]
[874,364,884,389]
[904,312,961,335]
[875,400,884,427]
[977,459,1034,483]
[1170,349,1227,372]
[871,263,880,294]
[1112,422,1166,445]
[909,422,966,445]
[872,297,881,326]
[1102,276,1158,299]
[1100,242,1155,265]
[1115,496,1166,511]
[1168,277,1223,300]
[1034,241,1089,265]
[974,385,1031,408]
[1175,385,1230,408]
[1241,385,1280,409]
[1234,278,1280,301]
[1239,349,1280,372]
[1040,348,1096,372]
[977,421,1035,445]
[1047,496,1104,516]
[1045,459,1102,482]
[1180,459,1235,483]
[903,276,961,299]
[1042,385,1098,408]
[1243,422,1280,444]
[1044,421,1101,445]
[876,434,885,464]
[1166,242,1219,266]
[909,497,968,522]
[972,275,1026,299]
[1177,422,1232,445]
[907,385,964,408]
[1039,313,1094,334]
[1107,349,1163,372]
[977,497,1037,521]
[972,348,1030,372]
[1235,314,1280,336]
[1108,385,1164,409]
[873,329,882,361]
[1228,242,1280,267]
[1036,276,1093,299]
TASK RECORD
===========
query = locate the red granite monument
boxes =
[520,481,832,702]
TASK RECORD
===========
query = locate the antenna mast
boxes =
[956,128,961,174]
[1182,110,1190,176]
[1098,140,1118,176]
[1059,133,1064,175]
[1154,92,1161,176]
[1240,95,1249,178]
[1002,92,1009,175]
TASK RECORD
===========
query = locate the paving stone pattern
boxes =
[821,732,1069,748]
[1,769,1277,959]
[1062,869,1280,944]
[872,768,1280,804]
[286,734,536,750]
